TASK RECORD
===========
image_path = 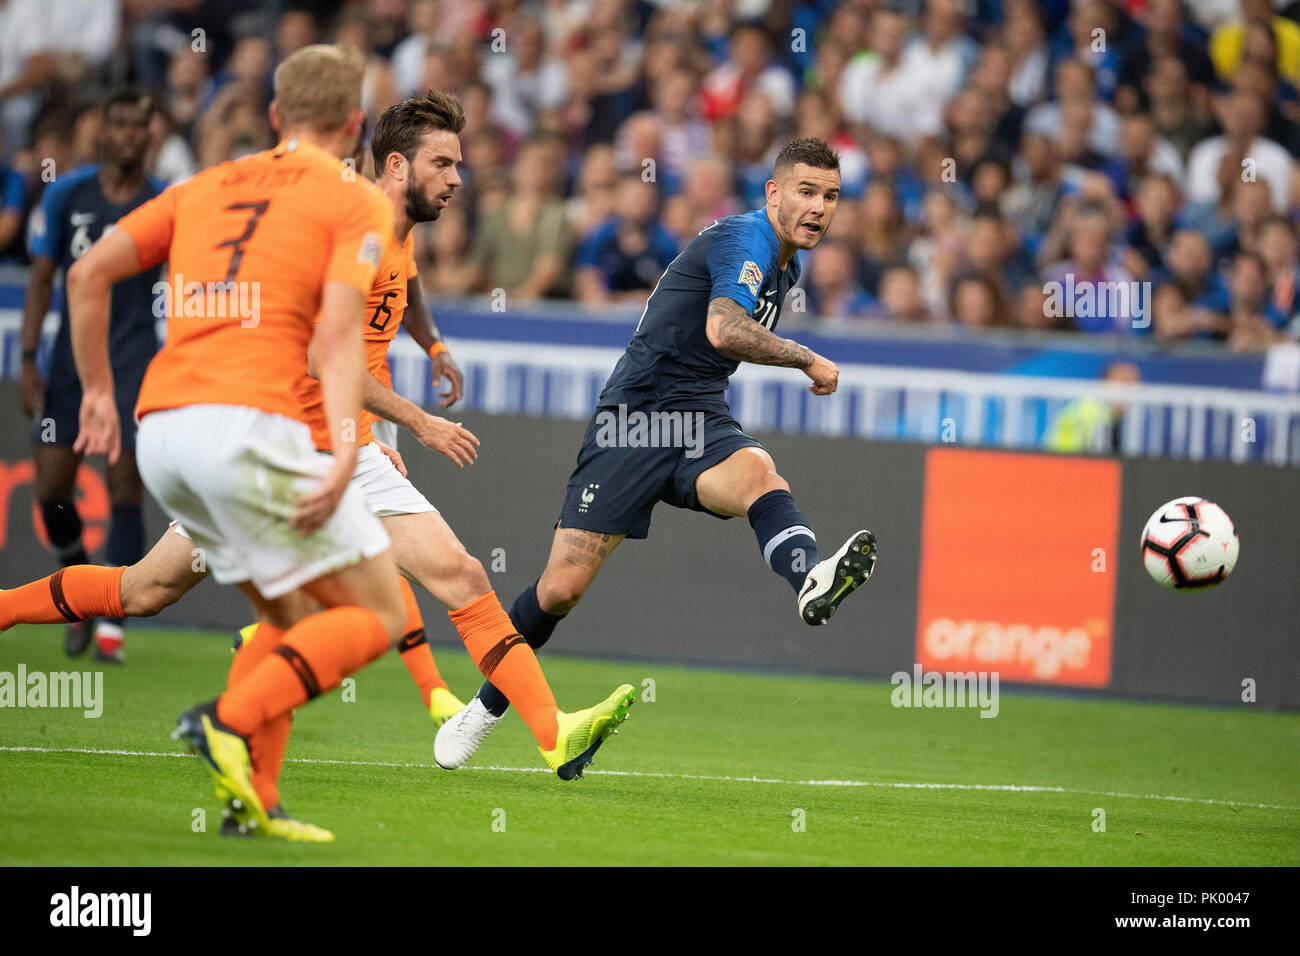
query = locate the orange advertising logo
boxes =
[915,448,1120,688]
[0,460,108,554]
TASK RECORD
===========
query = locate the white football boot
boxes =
[797,530,877,626]
[434,696,503,769]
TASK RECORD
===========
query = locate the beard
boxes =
[406,177,443,223]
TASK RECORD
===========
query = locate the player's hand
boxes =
[290,457,353,536]
[19,361,44,418]
[375,440,407,477]
[431,348,463,408]
[72,388,120,464]
[411,413,479,468]
[804,352,839,396]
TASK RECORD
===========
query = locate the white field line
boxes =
[2,744,1296,813]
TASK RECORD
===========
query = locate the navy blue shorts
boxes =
[557,406,765,539]
[33,366,143,452]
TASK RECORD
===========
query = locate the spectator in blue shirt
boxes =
[573,175,679,307]
[1227,249,1287,335]
[1160,228,1232,312]
[1150,229,1231,340]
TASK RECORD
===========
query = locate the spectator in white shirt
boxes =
[1186,86,1297,212]
[1025,59,1123,157]
[0,0,120,155]
[840,8,944,145]
[483,16,569,138]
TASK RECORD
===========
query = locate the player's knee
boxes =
[760,470,789,496]
[746,468,789,508]
[537,569,590,615]
[425,549,490,610]
[453,552,491,599]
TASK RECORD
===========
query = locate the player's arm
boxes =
[359,372,478,468]
[310,343,477,466]
[18,255,56,418]
[21,174,71,419]
[705,295,839,395]
[401,276,463,407]
[66,228,147,462]
[305,316,477,468]
[309,343,478,465]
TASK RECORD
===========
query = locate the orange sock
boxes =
[0,565,125,630]
[227,623,290,809]
[216,606,389,737]
[448,591,559,750]
[396,576,447,709]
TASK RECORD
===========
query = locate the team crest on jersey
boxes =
[738,260,764,297]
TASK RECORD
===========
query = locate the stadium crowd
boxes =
[0,0,1297,348]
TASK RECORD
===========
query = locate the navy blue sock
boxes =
[748,489,819,592]
[40,499,87,566]
[476,581,565,717]
[104,504,144,628]
[106,504,145,567]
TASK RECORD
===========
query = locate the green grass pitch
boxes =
[1,624,1296,866]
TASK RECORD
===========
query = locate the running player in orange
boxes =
[1,119,468,838]
[3,99,501,831]
[62,49,635,839]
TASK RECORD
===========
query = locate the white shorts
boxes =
[168,439,435,545]
[139,405,391,600]
[353,441,436,517]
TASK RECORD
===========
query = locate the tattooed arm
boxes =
[705,295,811,367]
[705,296,839,394]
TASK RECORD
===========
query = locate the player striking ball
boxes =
[436,137,876,769]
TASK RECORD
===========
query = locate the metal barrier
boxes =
[390,337,1300,466]
[3,286,1297,464]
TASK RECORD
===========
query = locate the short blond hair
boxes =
[273,43,365,132]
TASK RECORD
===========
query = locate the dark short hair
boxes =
[774,137,840,177]
[104,87,156,119]
[371,89,466,171]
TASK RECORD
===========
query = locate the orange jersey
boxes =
[299,231,418,448]
[118,139,394,427]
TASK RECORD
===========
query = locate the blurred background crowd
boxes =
[0,0,1298,348]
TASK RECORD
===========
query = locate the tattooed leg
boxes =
[536,526,625,616]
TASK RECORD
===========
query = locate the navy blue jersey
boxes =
[597,208,801,413]
[28,164,166,387]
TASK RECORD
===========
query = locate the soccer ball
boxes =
[1140,496,1239,590]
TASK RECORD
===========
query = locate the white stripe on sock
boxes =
[762,525,815,569]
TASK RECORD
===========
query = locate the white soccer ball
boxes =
[1140,496,1239,590]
